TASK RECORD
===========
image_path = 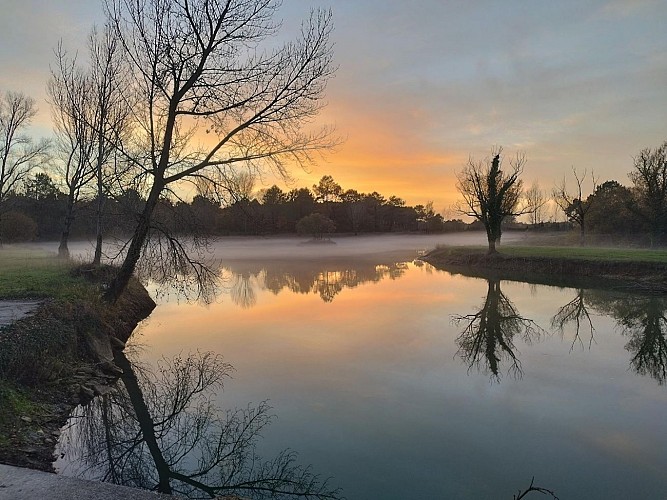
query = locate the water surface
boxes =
[57,235,667,499]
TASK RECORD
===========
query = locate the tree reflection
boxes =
[453,279,545,380]
[229,268,261,309]
[587,292,667,385]
[224,259,408,306]
[59,350,341,499]
[551,289,596,351]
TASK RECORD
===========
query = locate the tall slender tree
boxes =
[103,0,336,301]
[628,141,667,245]
[553,168,597,247]
[48,44,97,258]
[88,24,133,265]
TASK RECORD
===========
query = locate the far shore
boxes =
[422,245,667,294]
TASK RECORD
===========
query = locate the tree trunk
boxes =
[58,195,76,259]
[104,181,162,302]
[579,222,585,247]
[93,189,104,266]
[93,144,105,266]
[486,221,500,254]
[487,236,497,254]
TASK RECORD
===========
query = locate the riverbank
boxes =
[422,245,667,293]
[0,251,155,471]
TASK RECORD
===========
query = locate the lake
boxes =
[56,234,667,499]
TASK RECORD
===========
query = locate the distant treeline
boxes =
[0,173,467,241]
[0,170,663,244]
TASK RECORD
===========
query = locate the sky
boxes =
[1,0,666,213]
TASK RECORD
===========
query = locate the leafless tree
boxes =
[628,140,667,246]
[524,181,547,226]
[553,168,597,247]
[48,24,133,261]
[102,0,336,302]
[455,147,526,254]
[0,91,49,244]
[48,44,98,258]
[88,24,135,266]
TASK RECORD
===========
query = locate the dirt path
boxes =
[0,301,42,328]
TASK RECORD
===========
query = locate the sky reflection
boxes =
[128,257,667,499]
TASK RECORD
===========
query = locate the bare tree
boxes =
[455,147,526,253]
[48,44,98,258]
[628,141,667,246]
[102,0,336,302]
[88,24,134,266]
[524,181,547,226]
[553,168,597,247]
[0,91,49,244]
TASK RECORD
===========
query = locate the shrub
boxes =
[0,211,38,242]
[296,212,336,240]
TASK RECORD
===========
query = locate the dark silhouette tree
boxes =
[628,140,667,245]
[296,212,335,240]
[340,189,365,234]
[48,44,97,258]
[102,0,336,302]
[88,24,134,266]
[553,168,597,246]
[312,175,342,203]
[0,91,49,245]
[455,147,526,253]
[23,172,62,201]
[586,180,640,236]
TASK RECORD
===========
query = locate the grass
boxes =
[0,379,43,447]
[433,245,667,264]
[0,248,94,300]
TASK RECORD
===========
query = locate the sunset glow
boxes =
[1,0,666,210]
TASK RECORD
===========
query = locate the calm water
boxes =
[56,236,667,499]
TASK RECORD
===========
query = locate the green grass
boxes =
[0,380,40,428]
[0,248,94,300]
[434,245,667,264]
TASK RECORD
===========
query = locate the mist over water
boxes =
[20,230,530,262]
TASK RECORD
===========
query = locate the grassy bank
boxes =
[0,248,93,300]
[0,248,155,471]
[429,245,667,263]
[423,245,667,293]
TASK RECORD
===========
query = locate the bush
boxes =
[296,212,336,240]
[0,211,38,243]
